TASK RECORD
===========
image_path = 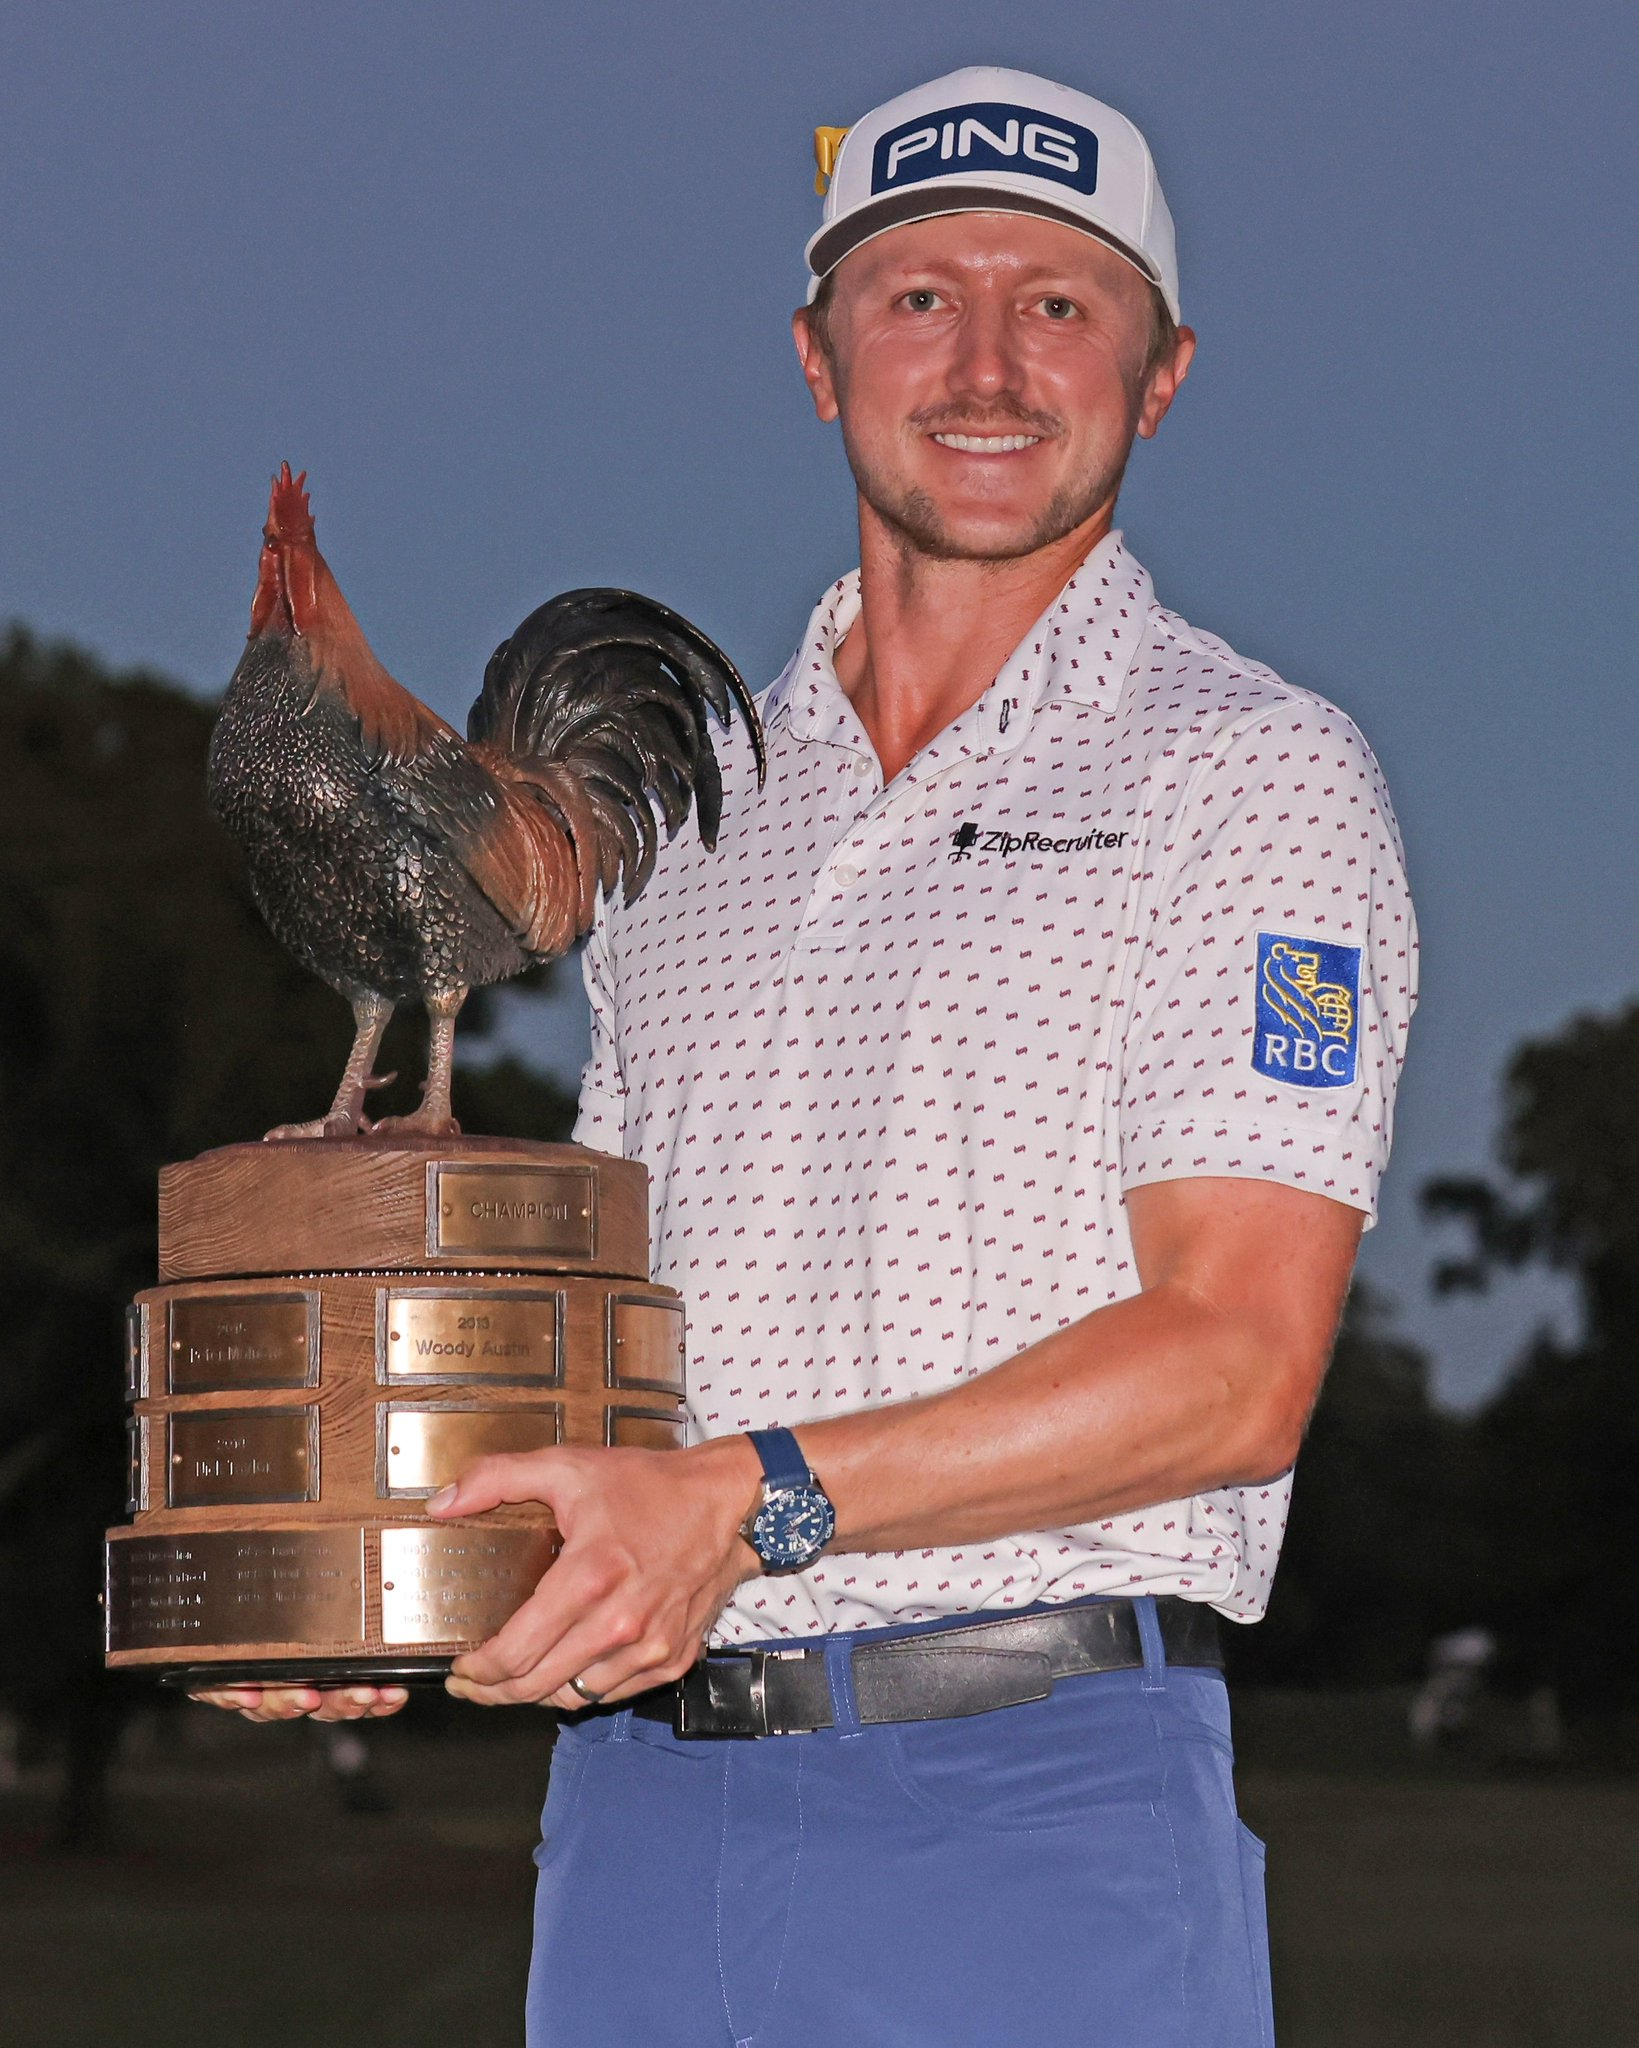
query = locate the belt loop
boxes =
[609,1705,635,1743]
[1135,1595,1168,1694]
[823,1637,864,1738]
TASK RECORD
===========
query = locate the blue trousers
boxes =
[527,1601,1274,2047]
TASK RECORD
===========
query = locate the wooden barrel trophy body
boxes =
[104,1138,681,1688]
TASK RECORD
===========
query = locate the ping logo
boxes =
[1253,933,1361,1088]
[872,101,1099,199]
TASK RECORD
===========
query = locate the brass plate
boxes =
[429,1163,597,1261]
[124,1302,146,1401]
[106,1529,365,1652]
[606,1406,686,1451]
[167,1408,319,1507]
[378,1405,562,1497]
[378,1290,563,1384]
[379,1525,556,1646]
[125,1418,144,1514]
[607,1293,686,1395]
[168,1294,317,1393]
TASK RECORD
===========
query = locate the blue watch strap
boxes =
[747,1427,812,1492]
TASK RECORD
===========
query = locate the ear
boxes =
[1136,327,1197,441]
[792,306,841,425]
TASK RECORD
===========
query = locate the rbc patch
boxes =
[1252,933,1361,1088]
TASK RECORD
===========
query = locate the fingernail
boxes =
[348,1688,377,1705]
[427,1485,458,1513]
[381,1687,408,1704]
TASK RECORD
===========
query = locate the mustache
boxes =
[908,396,1064,438]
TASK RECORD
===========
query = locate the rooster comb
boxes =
[265,462,314,543]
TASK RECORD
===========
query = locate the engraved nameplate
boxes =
[125,1418,144,1514]
[169,1294,316,1393]
[378,1525,556,1646]
[106,1529,365,1651]
[125,1303,146,1401]
[605,1406,686,1451]
[608,1294,686,1394]
[429,1164,597,1260]
[167,1408,319,1507]
[379,1291,563,1384]
[378,1405,562,1497]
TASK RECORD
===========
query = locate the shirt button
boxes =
[834,862,861,888]
[852,757,872,777]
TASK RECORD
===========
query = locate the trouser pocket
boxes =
[1237,1821,1276,2048]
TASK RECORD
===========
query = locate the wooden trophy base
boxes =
[106,1138,680,1684]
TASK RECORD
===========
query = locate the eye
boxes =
[1039,295,1079,321]
[900,287,944,313]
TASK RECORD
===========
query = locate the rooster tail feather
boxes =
[467,589,764,898]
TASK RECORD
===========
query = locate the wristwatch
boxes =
[740,1428,837,1574]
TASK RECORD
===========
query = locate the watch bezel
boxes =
[746,1481,837,1573]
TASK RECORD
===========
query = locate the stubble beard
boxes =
[840,401,1135,566]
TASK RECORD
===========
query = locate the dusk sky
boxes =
[4,2,1634,1404]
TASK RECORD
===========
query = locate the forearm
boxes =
[787,1281,1313,1556]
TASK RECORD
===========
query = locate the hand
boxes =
[188,1683,410,1723]
[429,1436,762,1711]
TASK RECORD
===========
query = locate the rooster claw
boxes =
[262,1111,366,1142]
[263,1063,396,1141]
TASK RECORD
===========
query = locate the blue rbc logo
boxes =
[1252,933,1362,1089]
[871,102,1100,200]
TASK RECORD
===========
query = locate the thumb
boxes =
[425,1448,565,1518]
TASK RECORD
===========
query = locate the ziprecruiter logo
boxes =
[950,821,1130,861]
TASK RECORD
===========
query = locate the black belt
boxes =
[625,1595,1222,1739]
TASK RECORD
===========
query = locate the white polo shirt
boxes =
[573,532,1417,1642]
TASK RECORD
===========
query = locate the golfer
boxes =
[227,65,1419,2048]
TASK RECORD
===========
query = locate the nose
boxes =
[947,295,1020,400]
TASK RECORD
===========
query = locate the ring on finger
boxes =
[567,1674,603,1706]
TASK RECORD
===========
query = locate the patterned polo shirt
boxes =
[572,531,1418,1642]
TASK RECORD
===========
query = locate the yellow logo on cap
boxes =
[814,126,849,195]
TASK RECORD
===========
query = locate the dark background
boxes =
[1,5,1635,2042]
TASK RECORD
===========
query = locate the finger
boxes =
[446,1546,620,1688]
[541,1636,698,1712]
[310,1686,402,1722]
[191,1685,324,1718]
[449,1609,674,1709]
[242,1689,325,1722]
[425,1448,570,1520]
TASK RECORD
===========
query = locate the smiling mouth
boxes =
[930,432,1043,453]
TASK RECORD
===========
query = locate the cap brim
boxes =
[806,186,1172,318]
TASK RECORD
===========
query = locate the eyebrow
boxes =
[864,254,1127,295]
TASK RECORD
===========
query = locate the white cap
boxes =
[806,67,1180,322]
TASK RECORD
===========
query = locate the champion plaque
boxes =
[106,1141,686,1688]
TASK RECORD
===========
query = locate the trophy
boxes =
[104,467,763,1688]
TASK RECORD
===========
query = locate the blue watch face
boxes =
[751,1485,836,1571]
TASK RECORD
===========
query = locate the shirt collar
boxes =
[762,532,1154,761]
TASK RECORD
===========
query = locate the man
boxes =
[208,66,1416,2047]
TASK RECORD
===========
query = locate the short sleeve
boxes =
[1118,698,1418,1223]
[570,895,627,1159]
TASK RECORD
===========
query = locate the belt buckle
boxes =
[673,1653,769,1740]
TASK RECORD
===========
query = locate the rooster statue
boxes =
[208,465,764,1139]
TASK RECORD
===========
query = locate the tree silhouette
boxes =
[1226,1283,1482,1687]
[1424,1001,1639,1707]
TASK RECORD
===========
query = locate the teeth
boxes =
[932,432,1041,452]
